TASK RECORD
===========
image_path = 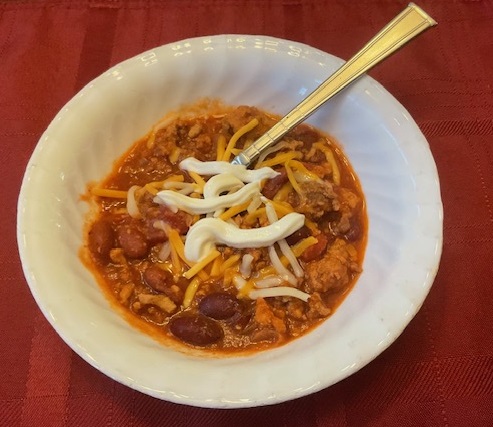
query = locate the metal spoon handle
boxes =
[231,2,437,167]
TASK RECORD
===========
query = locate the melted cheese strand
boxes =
[260,236,318,276]
[240,253,254,278]
[265,202,304,278]
[249,287,310,302]
[268,245,297,285]
[158,241,171,261]
[254,275,285,288]
[233,275,247,290]
[237,278,255,297]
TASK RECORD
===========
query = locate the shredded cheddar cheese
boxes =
[168,233,182,276]
[237,278,255,298]
[256,151,301,168]
[222,118,259,161]
[144,175,185,195]
[259,236,318,277]
[209,255,223,277]
[313,141,340,185]
[183,249,220,279]
[219,254,241,273]
[273,181,292,201]
[218,201,250,221]
[289,160,319,180]
[216,134,226,161]
[166,228,208,280]
[222,267,236,287]
[91,188,128,199]
[189,171,206,192]
[182,277,201,308]
[285,160,303,196]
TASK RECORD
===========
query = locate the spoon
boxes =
[231,2,437,167]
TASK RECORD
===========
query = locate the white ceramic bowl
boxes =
[17,35,443,408]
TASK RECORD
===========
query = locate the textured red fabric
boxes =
[2,0,493,425]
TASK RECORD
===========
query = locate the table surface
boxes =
[2,0,493,426]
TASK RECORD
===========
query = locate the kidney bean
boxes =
[88,219,114,262]
[143,265,170,293]
[144,206,192,244]
[198,293,240,320]
[117,225,149,259]
[159,206,191,234]
[290,123,320,145]
[285,225,312,246]
[169,314,223,346]
[262,169,288,199]
[344,217,362,242]
[300,233,329,262]
[143,265,183,304]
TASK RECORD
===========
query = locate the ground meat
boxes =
[194,134,212,151]
[262,168,288,199]
[289,123,321,146]
[222,106,275,141]
[154,123,179,154]
[188,123,202,138]
[286,299,307,320]
[306,292,332,320]
[144,205,191,239]
[248,298,287,343]
[304,239,360,293]
[143,265,184,304]
[88,219,115,262]
[137,293,177,314]
[289,180,340,220]
[331,188,361,239]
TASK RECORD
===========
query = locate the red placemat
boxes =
[2,0,492,426]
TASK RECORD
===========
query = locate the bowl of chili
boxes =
[17,35,443,408]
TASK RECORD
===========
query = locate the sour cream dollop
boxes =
[154,181,261,215]
[184,214,305,262]
[153,157,305,262]
[179,158,279,182]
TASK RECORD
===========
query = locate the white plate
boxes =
[17,35,443,408]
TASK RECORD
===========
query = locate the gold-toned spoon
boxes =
[231,2,436,167]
